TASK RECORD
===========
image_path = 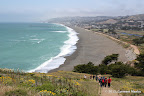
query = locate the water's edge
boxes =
[28,24,79,73]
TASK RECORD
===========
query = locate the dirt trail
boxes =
[130,45,140,55]
[101,87,122,96]
[97,75,122,96]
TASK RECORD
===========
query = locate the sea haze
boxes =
[0,23,78,73]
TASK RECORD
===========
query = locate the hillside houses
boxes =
[89,19,144,30]
[137,21,144,28]
[48,14,144,31]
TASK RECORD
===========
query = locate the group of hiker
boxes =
[98,76,111,88]
[84,75,112,88]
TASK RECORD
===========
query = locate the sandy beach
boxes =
[50,26,136,72]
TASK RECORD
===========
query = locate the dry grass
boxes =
[48,71,100,96]
[1,69,143,96]
[0,84,39,96]
[48,71,92,79]
[0,85,15,96]
[80,80,99,96]
[0,70,100,96]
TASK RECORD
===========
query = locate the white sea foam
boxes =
[51,31,67,33]
[30,38,45,44]
[28,24,79,73]
[11,40,26,42]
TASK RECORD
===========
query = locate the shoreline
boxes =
[49,26,136,73]
[49,28,80,73]
[28,24,79,73]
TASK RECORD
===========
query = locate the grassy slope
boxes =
[0,69,99,96]
[49,71,99,96]
[0,69,143,96]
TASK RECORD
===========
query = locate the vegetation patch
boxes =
[73,54,144,77]
[5,89,27,96]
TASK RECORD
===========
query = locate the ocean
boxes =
[0,23,78,73]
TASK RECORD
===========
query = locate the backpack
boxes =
[105,79,107,83]
[99,78,102,83]
[108,79,111,83]
[102,79,104,83]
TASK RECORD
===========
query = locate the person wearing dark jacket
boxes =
[93,75,95,80]
[96,75,98,81]
[104,77,107,87]
[100,77,103,87]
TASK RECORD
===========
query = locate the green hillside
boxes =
[0,69,143,96]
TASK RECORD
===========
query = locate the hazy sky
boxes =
[0,0,144,22]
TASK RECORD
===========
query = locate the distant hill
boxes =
[96,14,144,24]
[127,14,144,20]
[48,16,115,24]
[97,19,118,24]
[47,14,144,25]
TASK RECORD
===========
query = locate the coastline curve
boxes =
[28,24,79,73]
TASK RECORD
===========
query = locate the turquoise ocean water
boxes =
[0,23,78,73]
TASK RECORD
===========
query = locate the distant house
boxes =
[84,26,91,30]
[126,19,135,23]
[137,21,144,28]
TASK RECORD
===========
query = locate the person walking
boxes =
[100,77,103,87]
[104,77,107,87]
[90,75,92,79]
[102,77,105,87]
[96,75,98,81]
[84,75,87,79]
[98,76,101,83]
[108,77,112,88]
[93,75,95,80]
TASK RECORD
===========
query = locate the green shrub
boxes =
[107,63,116,74]
[36,83,55,91]
[73,53,144,77]
[127,67,137,76]
[135,54,144,71]
[133,36,144,45]
[136,70,144,76]
[5,89,27,96]
[111,62,128,78]
[102,54,119,65]
[73,62,99,74]
[134,54,144,76]
[99,64,108,74]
